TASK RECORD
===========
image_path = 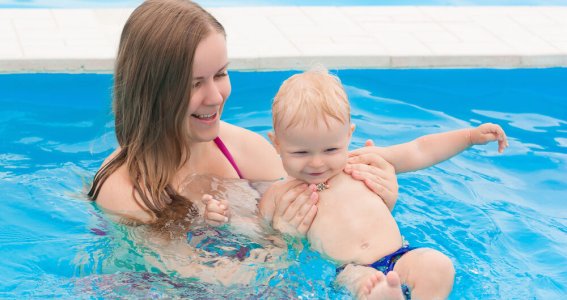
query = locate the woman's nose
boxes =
[203,81,223,105]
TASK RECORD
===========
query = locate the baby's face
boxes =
[273,118,352,184]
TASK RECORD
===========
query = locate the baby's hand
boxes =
[202,194,230,226]
[470,123,509,153]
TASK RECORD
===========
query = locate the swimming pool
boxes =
[0,69,566,298]
[2,0,567,8]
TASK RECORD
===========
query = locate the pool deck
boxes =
[1,6,567,72]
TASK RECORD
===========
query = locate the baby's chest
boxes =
[309,194,384,237]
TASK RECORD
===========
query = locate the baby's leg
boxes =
[394,248,455,299]
[336,264,404,300]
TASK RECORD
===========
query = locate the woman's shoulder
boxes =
[219,121,270,149]
[95,150,155,224]
[220,121,258,138]
[219,121,285,180]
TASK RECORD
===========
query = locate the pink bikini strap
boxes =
[213,137,243,179]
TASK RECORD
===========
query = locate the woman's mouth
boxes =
[191,112,217,121]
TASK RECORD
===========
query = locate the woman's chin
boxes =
[187,114,222,140]
[189,126,220,143]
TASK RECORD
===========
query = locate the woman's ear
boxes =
[268,132,280,154]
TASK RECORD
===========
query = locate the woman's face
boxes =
[187,31,231,143]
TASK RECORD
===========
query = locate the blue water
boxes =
[2,0,567,8]
[1,69,566,298]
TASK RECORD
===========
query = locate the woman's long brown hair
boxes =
[88,0,225,219]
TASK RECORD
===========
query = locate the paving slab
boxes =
[0,6,566,72]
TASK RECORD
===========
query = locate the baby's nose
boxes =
[309,155,324,168]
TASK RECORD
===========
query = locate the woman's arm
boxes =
[128,225,263,285]
[95,150,156,224]
[206,177,319,237]
[209,123,319,236]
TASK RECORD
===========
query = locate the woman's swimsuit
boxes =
[214,136,243,179]
[187,137,253,260]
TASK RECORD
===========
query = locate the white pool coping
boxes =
[1,6,567,72]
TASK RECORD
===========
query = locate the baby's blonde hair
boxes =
[272,67,350,132]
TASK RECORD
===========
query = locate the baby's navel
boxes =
[360,242,369,249]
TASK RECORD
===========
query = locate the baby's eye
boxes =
[292,151,308,155]
[325,148,338,152]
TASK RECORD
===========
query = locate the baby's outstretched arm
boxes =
[351,123,508,174]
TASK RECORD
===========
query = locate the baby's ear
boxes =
[350,123,356,137]
[268,132,280,153]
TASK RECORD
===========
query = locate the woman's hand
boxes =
[345,140,399,211]
[202,194,230,226]
[270,180,319,237]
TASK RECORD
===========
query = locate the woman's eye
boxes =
[193,81,202,89]
[214,72,227,79]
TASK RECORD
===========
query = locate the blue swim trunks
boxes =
[369,243,414,274]
[369,244,414,299]
[337,243,415,299]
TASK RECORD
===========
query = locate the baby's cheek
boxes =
[336,154,349,169]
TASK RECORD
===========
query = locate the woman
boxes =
[88,0,398,235]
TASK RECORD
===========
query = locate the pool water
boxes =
[2,0,567,8]
[0,69,566,298]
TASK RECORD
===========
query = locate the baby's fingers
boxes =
[203,195,230,226]
[495,126,509,153]
[484,124,508,153]
[206,212,229,226]
[202,194,214,205]
[476,123,509,152]
[207,199,228,215]
[205,199,229,225]
[219,199,230,218]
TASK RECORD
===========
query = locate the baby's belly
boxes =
[308,194,402,265]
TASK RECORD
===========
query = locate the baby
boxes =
[256,68,508,299]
